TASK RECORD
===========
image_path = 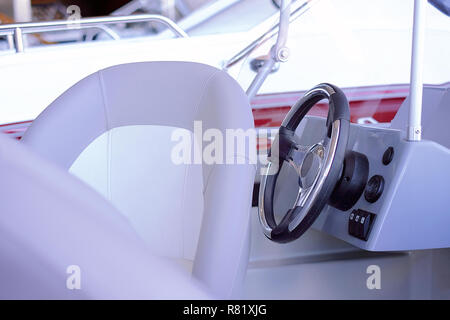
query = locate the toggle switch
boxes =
[348,209,376,241]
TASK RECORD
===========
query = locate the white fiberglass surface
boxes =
[69,125,204,261]
[186,0,277,36]
[0,32,248,125]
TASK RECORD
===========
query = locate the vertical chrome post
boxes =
[246,0,291,100]
[407,0,427,141]
[12,0,32,22]
[13,27,24,53]
[6,34,15,50]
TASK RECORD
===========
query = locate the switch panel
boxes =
[348,209,376,241]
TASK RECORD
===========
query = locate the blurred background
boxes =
[0,0,276,43]
[0,0,217,23]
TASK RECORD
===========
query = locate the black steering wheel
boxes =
[271,0,281,9]
[258,83,350,243]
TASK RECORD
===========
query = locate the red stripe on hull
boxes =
[252,96,405,128]
[1,86,407,140]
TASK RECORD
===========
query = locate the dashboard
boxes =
[272,115,450,251]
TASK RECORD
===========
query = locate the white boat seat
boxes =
[21,61,256,298]
[0,133,209,299]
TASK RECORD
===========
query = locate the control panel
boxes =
[273,115,450,251]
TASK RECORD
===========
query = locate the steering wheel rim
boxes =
[258,83,350,243]
[271,0,281,9]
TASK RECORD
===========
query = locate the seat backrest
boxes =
[21,61,256,297]
[0,133,209,299]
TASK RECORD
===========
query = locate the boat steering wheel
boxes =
[259,83,350,243]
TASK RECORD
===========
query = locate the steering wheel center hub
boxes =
[294,144,324,190]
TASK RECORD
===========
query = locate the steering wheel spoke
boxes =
[295,185,312,208]
[286,143,309,171]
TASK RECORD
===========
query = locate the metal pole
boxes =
[6,34,15,50]
[246,0,291,100]
[13,27,24,53]
[12,0,32,22]
[0,14,188,53]
[224,0,314,70]
[246,58,276,99]
[407,0,427,141]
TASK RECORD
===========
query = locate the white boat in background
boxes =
[0,0,450,300]
[0,0,449,129]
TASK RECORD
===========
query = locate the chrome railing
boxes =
[0,14,188,53]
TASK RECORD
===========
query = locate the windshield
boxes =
[236,0,450,125]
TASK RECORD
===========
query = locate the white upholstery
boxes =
[69,125,203,260]
[22,61,255,298]
[0,134,209,299]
